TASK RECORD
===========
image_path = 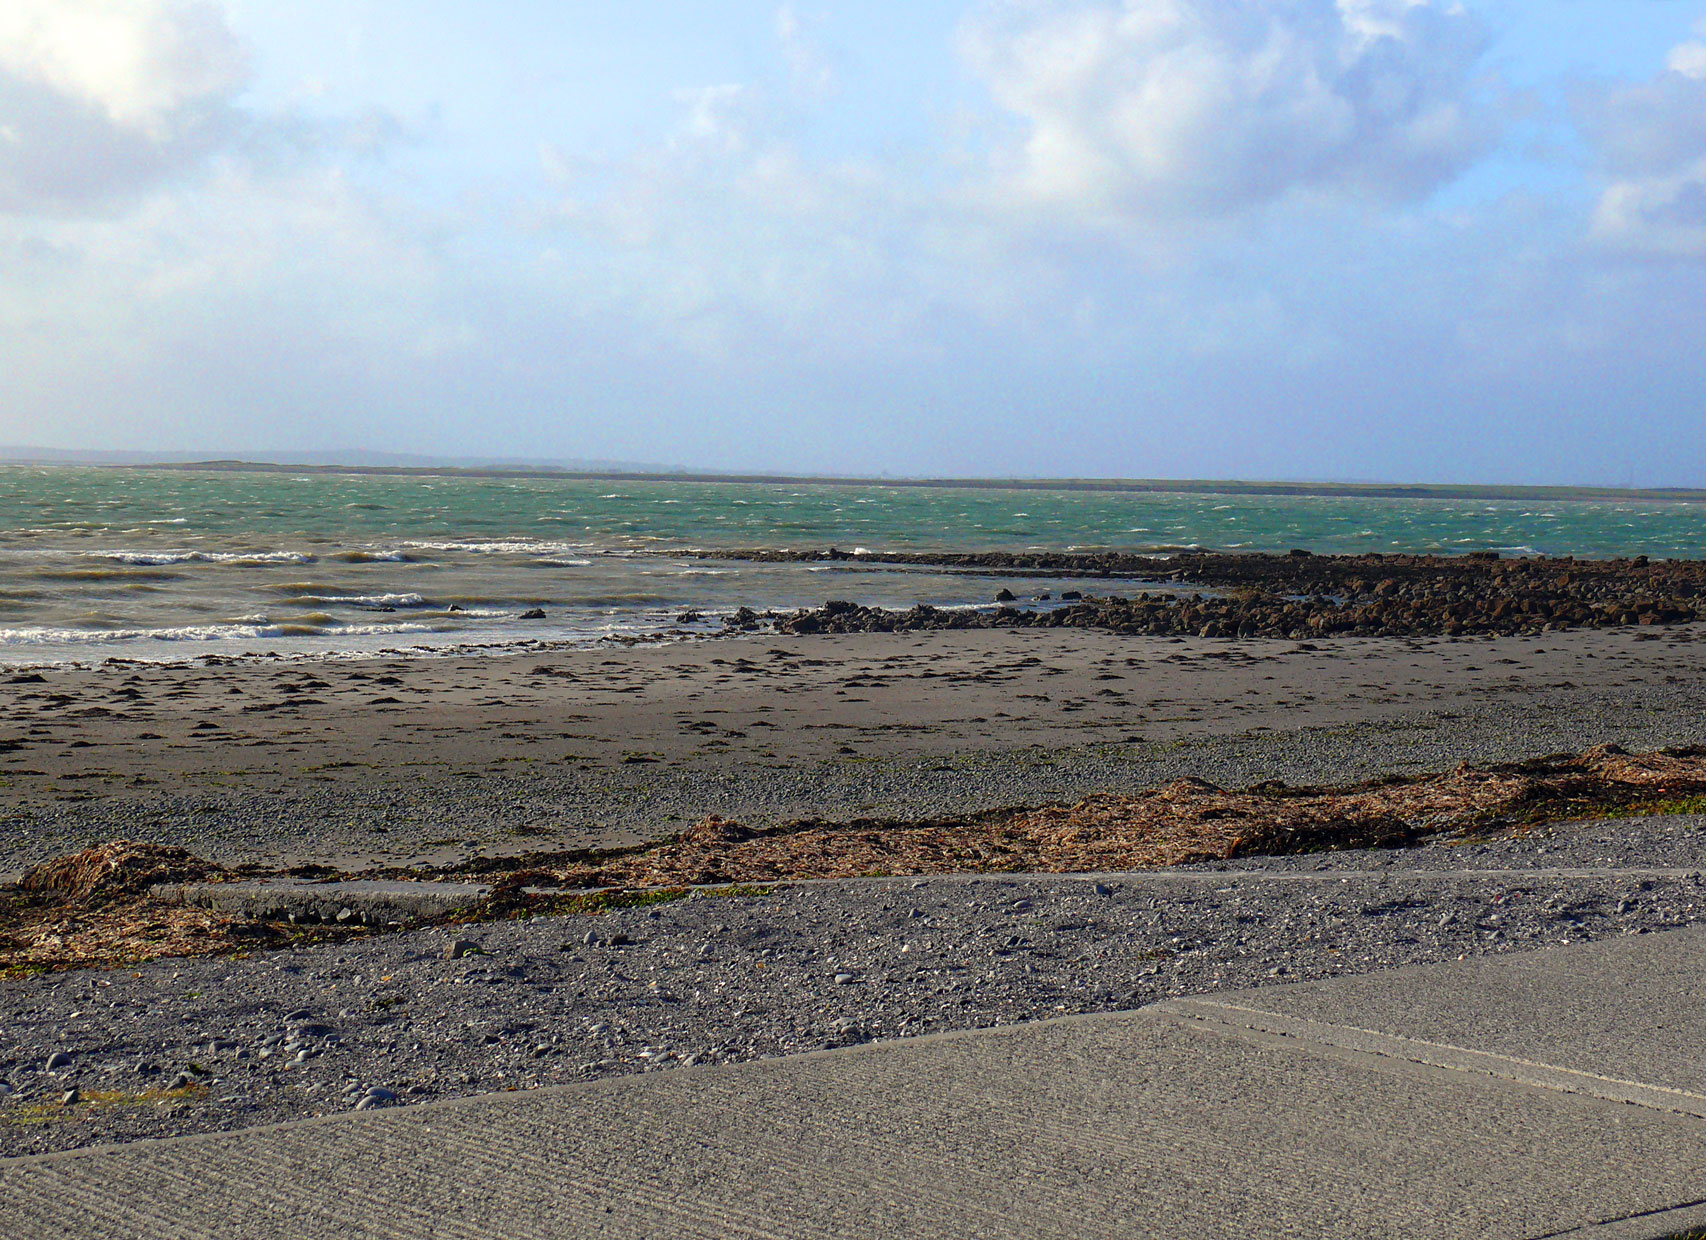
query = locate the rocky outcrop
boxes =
[761,551,1706,639]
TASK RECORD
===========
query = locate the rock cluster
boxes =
[762,551,1706,639]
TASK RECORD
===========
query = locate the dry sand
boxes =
[3,625,1706,875]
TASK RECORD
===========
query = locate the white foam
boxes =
[0,620,431,645]
[284,592,428,609]
[99,550,316,566]
[402,539,594,559]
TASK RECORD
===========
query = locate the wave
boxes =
[0,620,437,646]
[401,539,594,558]
[39,567,183,582]
[100,550,316,567]
[333,550,414,563]
[280,592,429,609]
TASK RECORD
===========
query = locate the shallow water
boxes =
[2,467,1701,664]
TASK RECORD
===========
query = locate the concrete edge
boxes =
[1165,997,1706,1120]
[0,1002,1183,1170]
[1538,1197,1706,1239]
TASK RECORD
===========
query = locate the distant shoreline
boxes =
[31,458,1706,504]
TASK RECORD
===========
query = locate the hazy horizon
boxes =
[4,2,1706,485]
[10,444,1706,497]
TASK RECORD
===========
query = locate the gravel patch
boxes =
[5,685,1706,876]
[3,812,1704,1157]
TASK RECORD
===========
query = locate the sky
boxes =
[2,1,1706,484]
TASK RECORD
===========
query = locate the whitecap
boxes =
[283,592,429,609]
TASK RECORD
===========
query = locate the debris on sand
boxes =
[501,744,1706,890]
[9,745,1706,972]
[20,841,228,904]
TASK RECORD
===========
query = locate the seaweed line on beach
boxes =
[6,744,1706,974]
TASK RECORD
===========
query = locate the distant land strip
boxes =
[80,459,1706,503]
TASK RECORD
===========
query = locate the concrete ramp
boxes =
[6,930,1706,1239]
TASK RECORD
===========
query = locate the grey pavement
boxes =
[6,929,1706,1239]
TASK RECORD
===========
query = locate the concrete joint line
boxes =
[1530,1196,1706,1239]
[1160,998,1706,1121]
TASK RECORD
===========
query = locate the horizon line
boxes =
[3,454,1701,502]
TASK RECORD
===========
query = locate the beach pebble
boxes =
[44,1052,72,1072]
[61,1089,80,1107]
[443,940,481,960]
[833,972,857,985]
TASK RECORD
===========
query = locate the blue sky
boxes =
[3,1,1706,483]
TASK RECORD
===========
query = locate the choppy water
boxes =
[2,466,1702,664]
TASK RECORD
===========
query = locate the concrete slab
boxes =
[5,930,1706,1239]
[1213,924,1706,1096]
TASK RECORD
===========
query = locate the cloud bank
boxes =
[961,0,1492,221]
[0,0,248,212]
[1581,21,1706,258]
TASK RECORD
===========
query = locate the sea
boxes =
[3,466,1703,667]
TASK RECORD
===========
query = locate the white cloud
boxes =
[777,5,835,100]
[0,0,247,213]
[1581,20,1706,258]
[960,0,1493,221]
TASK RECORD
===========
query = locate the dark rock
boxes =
[519,608,547,620]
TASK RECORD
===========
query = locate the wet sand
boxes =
[3,625,1706,876]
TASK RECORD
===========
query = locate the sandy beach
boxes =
[4,623,1706,876]
[6,620,1706,1154]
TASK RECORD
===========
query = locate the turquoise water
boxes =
[6,468,1705,557]
[1,466,1702,663]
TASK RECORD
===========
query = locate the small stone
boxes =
[168,1072,197,1090]
[364,1087,398,1103]
[44,1052,73,1072]
[292,1049,312,1065]
[442,940,480,960]
[1093,883,1113,897]
[582,930,599,947]
[834,972,857,985]
[519,608,547,620]
[607,932,630,947]
[61,1089,80,1106]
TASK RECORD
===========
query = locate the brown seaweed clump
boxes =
[4,843,264,974]
[502,744,1706,891]
[20,841,227,904]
